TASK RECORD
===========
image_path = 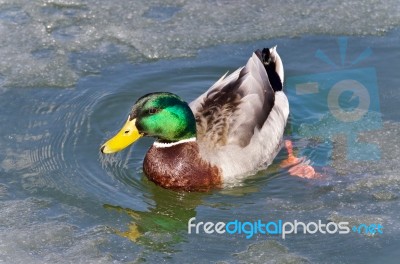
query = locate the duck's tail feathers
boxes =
[255,46,284,92]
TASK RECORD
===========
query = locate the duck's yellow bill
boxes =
[101,117,142,154]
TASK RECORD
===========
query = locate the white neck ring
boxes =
[153,137,196,148]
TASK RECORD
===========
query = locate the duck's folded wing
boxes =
[189,51,276,148]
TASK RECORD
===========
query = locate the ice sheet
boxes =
[0,0,399,87]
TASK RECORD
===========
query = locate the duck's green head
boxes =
[101,92,196,154]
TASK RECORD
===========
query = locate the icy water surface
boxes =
[1,1,400,263]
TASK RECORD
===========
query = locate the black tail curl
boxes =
[255,48,283,92]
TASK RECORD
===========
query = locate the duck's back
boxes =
[189,48,289,182]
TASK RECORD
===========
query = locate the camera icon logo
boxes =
[286,37,381,164]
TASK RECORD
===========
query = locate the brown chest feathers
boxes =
[143,142,222,191]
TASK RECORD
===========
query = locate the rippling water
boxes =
[1,1,400,263]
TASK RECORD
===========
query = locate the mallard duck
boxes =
[101,47,305,191]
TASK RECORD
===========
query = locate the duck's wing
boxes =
[189,47,284,149]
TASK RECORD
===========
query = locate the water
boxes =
[1,1,400,263]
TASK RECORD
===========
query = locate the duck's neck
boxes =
[144,140,222,191]
[153,137,197,148]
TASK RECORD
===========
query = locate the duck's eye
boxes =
[147,108,159,115]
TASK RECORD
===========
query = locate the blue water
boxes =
[1,1,400,263]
